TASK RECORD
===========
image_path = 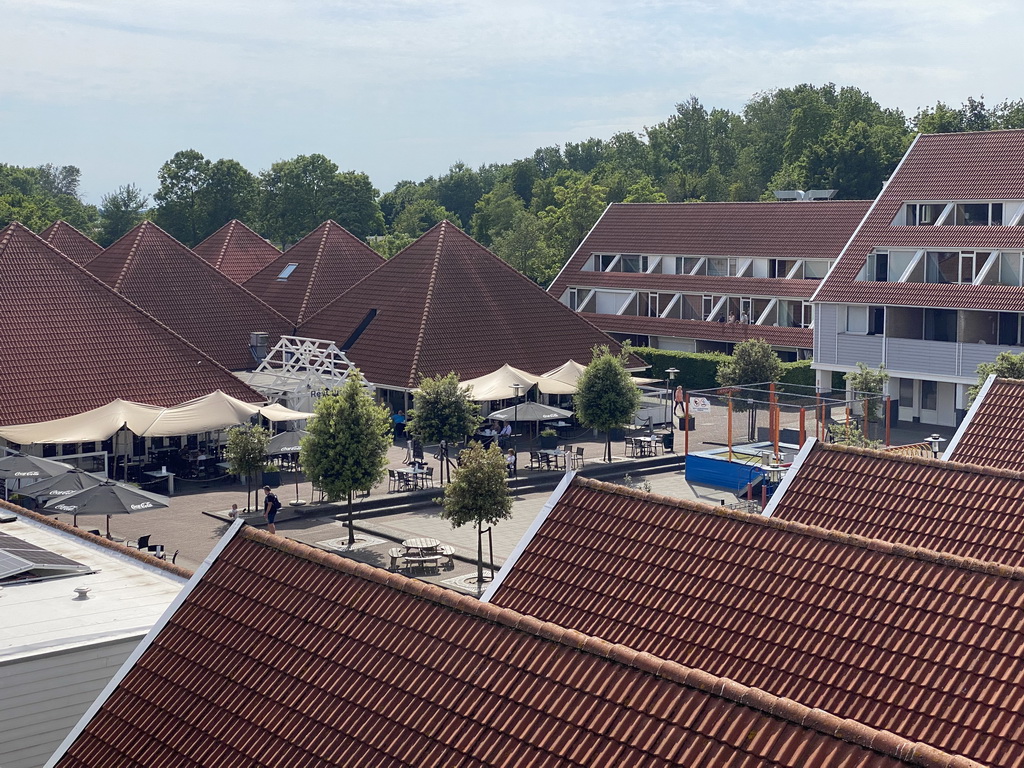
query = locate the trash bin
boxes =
[661,432,674,453]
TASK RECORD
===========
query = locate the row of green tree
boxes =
[6,87,1024,275]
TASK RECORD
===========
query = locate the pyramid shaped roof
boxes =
[38,220,103,266]
[242,220,385,325]
[193,219,281,284]
[85,221,294,370]
[298,221,629,389]
[0,223,264,425]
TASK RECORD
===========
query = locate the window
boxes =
[702,295,720,321]
[801,302,813,328]
[566,288,578,311]
[921,380,937,411]
[923,309,957,342]
[905,203,946,225]
[620,254,646,273]
[845,306,869,334]
[951,203,1003,226]
[707,258,737,276]
[959,252,977,284]
[803,260,831,280]
[276,263,299,281]
[598,254,617,271]
[925,252,958,284]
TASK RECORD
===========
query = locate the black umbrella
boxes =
[19,468,107,501]
[0,453,74,499]
[267,430,308,455]
[45,480,170,538]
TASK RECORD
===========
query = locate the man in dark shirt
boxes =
[263,485,281,535]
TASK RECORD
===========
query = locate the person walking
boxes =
[263,485,281,535]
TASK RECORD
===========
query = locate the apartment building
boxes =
[813,130,1024,426]
[548,201,870,361]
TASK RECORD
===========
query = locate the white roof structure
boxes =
[0,507,186,768]
[245,335,356,412]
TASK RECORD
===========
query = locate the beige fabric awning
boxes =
[538,360,587,395]
[460,364,541,401]
[0,391,313,444]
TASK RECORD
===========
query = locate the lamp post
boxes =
[511,383,523,450]
[665,368,679,454]
[759,452,787,507]
[927,433,946,459]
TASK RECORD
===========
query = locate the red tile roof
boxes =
[0,223,265,425]
[242,220,385,324]
[84,221,294,370]
[769,440,1024,566]
[947,377,1024,470]
[299,221,632,389]
[595,315,813,347]
[38,220,103,265]
[51,525,972,768]
[193,219,281,284]
[816,130,1024,308]
[488,476,1024,768]
[548,200,871,298]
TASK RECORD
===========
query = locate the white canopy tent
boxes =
[538,360,587,395]
[0,391,313,445]
[459,364,541,401]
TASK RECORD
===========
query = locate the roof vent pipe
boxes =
[74,586,91,600]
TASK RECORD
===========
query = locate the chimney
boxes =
[250,332,269,363]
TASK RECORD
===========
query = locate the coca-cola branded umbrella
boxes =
[45,480,169,538]
[18,468,107,502]
[0,452,74,499]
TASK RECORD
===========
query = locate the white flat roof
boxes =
[0,514,187,662]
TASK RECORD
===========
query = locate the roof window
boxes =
[276,263,299,281]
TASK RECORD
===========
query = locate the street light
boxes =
[665,368,679,451]
[927,433,946,459]
[511,383,523,450]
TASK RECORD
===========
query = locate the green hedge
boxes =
[630,347,727,390]
[631,347,815,391]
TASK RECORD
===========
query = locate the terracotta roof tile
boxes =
[38,220,103,265]
[52,526,970,768]
[549,200,871,298]
[947,377,1024,471]
[299,221,633,389]
[85,221,294,370]
[488,476,1024,768]
[193,219,282,284]
[242,220,385,324]
[770,441,1024,567]
[0,223,265,424]
[816,130,1024,309]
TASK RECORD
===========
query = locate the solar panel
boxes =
[0,530,90,581]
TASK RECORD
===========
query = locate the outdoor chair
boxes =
[423,466,435,488]
[387,547,405,571]
[624,436,636,457]
[438,544,455,570]
[131,534,151,550]
[529,451,544,470]
[387,469,402,493]
[572,447,585,469]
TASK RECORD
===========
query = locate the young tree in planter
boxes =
[301,372,392,545]
[440,441,512,592]
[574,345,643,462]
[406,372,482,484]
[225,424,270,513]
[844,362,889,423]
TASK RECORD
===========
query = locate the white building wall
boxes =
[0,637,142,768]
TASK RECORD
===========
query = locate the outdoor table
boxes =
[402,537,441,553]
[539,449,567,470]
[144,469,175,495]
[632,437,657,457]
[396,466,426,490]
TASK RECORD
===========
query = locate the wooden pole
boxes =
[683,392,690,457]
[727,396,733,461]
[799,407,806,446]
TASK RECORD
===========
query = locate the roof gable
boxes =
[192,219,281,284]
[946,377,1024,470]
[770,440,1024,565]
[815,130,1024,309]
[242,220,385,324]
[0,223,264,424]
[488,475,1024,768]
[38,220,103,266]
[299,221,628,388]
[51,525,959,768]
[548,200,871,298]
[85,221,294,370]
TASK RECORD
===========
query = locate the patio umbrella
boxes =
[17,468,107,501]
[267,430,308,455]
[486,402,574,422]
[45,480,169,538]
[0,453,73,498]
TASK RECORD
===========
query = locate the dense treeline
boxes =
[6,85,1024,280]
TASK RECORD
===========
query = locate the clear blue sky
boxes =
[2,0,1018,203]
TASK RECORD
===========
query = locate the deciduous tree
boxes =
[440,441,512,591]
[301,373,392,545]
[407,372,482,484]
[153,149,212,246]
[574,345,642,462]
[970,350,1024,404]
[97,184,149,246]
[225,424,270,513]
